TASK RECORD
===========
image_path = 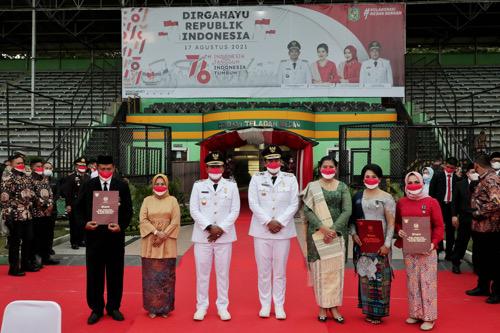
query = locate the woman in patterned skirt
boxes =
[139,174,181,318]
[350,164,395,324]
[395,171,444,331]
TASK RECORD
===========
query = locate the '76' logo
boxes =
[186,55,211,84]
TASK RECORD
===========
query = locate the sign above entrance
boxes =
[122,4,406,98]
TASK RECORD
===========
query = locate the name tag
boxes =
[201,191,209,193]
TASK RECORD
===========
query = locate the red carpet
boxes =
[1,203,500,332]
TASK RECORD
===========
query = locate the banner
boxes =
[122,4,405,98]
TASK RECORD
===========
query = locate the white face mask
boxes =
[266,167,280,175]
[321,172,335,180]
[422,174,430,180]
[208,173,222,181]
[364,183,379,190]
[43,169,53,177]
[407,188,423,195]
[90,170,99,178]
[468,172,479,181]
[491,162,500,170]
[153,189,168,196]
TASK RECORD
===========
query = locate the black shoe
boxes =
[318,315,327,322]
[444,254,452,261]
[452,264,461,274]
[78,242,86,247]
[466,287,490,297]
[8,270,26,277]
[21,265,40,272]
[49,249,55,255]
[87,312,102,325]
[71,244,79,250]
[42,258,60,265]
[486,295,500,304]
[108,309,125,321]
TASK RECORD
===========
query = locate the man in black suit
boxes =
[75,155,133,325]
[429,156,461,259]
[450,163,477,273]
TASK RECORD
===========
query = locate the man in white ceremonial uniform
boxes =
[248,144,299,320]
[277,40,312,86]
[190,151,240,321]
[359,41,393,87]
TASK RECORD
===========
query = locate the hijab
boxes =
[404,171,429,201]
[345,45,359,63]
[152,173,170,197]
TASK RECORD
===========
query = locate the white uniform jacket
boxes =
[277,59,312,85]
[190,178,240,244]
[359,58,393,86]
[248,171,299,240]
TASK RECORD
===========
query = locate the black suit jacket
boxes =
[75,176,133,248]
[60,172,90,207]
[451,178,473,219]
[429,170,460,204]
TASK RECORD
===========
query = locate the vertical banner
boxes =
[122,4,405,98]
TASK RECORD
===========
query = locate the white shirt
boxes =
[99,177,112,191]
[190,178,240,243]
[277,59,312,85]
[444,171,454,203]
[359,58,393,86]
[248,171,299,239]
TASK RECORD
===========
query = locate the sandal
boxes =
[148,313,157,319]
[365,317,382,325]
[318,315,327,322]
[333,316,345,324]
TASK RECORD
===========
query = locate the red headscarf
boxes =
[344,45,358,63]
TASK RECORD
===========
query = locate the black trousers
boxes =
[471,231,500,296]
[451,215,472,266]
[32,216,55,261]
[68,210,83,246]
[86,233,125,314]
[7,220,34,271]
[439,202,455,257]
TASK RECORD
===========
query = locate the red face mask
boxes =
[153,185,168,193]
[34,167,44,174]
[266,161,281,169]
[406,183,423,191]
[14,164,25,172]
[445,167,455,174]
[364,178,380,186]
[320,167,336,175]
[77,166,87,173]
[207,167,223,174]
[98,170,113,179]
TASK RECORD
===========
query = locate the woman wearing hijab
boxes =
[338,45,362,83]
[395,172,444,331]
[422,167,434,195]
[301,156,352,323]
[350,164,395,324]
[140,174,181,318]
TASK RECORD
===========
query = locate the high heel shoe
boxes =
[318,315,327,322]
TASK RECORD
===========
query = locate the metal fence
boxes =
[339,121,500,186]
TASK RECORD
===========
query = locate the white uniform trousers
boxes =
[194,242,232,311]
[253,238,291,308]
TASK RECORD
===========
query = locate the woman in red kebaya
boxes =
[395,172,444,331]
[338,45,362,83]
[311,43,341,84]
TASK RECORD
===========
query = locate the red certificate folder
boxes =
[92,191,119,225]
[355,219,384,253]
[402,216,431,254]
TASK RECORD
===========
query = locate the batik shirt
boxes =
[0,170,35,222]
[471,169,500,232]
[31,173,54,218]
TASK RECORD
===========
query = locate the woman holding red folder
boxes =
[395,171,444,331]
[350,164,396,325]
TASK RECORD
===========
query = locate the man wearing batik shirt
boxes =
[30,157,59,266]
[466,154,500,304]
[0,153,36,276]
